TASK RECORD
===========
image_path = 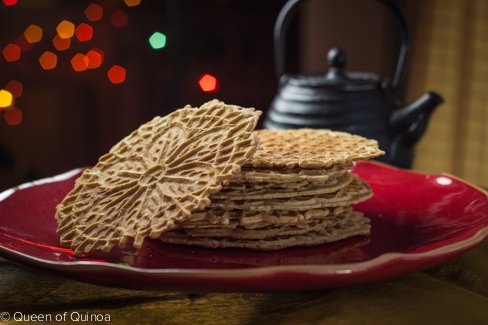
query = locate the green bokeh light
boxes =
[149,32,166,50]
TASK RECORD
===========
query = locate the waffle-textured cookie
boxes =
[159,211,370,250]
[210,176,372,211]
[56,100,261,255]
[235,163,353,183]
[179,210,360,239]
[224,180,312,190]
[182,207,349,230]
[212,173,352,200]
[246,129,384,169]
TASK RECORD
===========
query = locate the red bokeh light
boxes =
[2,0,17,6]
[4,108,22,126]
[198,74,219,93]
[107,65,126,84]
[110,9,128,28]
[71,53,89,72]
[75,23,94,42]
[5,80,23,98]
[86,49,104,69]
[84,3,103,22]
[2,43,21,62]
[39,51,58,70]
[52,35,71,51]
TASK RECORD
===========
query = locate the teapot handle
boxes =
[274,0,411,90]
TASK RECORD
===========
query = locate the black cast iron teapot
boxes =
[264,0,443,168]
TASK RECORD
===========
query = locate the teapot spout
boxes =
[390,92,443,146]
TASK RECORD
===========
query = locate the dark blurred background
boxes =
[1,0,487,190]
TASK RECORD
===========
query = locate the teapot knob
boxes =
[327,47,347,69]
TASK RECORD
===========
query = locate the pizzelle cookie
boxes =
[246,129,384,169]
[158,128,383,251]
[56,100,261,255]
[211,173,353,200]
[209,176,372,211]
[159,211,371,250]
[176,210,358,239]
[58,109,382,254]
[236,163,353,183]
[181,207,349,230]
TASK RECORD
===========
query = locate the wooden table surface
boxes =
[1,240,488,324]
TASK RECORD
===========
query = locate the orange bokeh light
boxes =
[52,34,71,51]
[198,74,219,92]
[5,80,23,98]
[2,43,21,62]
[84,3,103,22]
[15,35,32,52]
[0,89,13,108]
[86,49,104,69]
[39,51,58,70]
[107,65,126,84]
[56,20,75,39]
[110,9,128,28]
[24,24,43,44]
[71,53,89,72]
[75,23,94,42]
[4,108,22,126]
[124,0,141,7]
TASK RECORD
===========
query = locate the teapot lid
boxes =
[287,48,381,91]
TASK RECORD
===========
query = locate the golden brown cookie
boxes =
[56,100,261,255]
[246,129,384,169]
[212,173,353,200]
[209,176,372,211]
[160,211,370,250]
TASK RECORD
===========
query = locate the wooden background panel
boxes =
[405,0,488,186]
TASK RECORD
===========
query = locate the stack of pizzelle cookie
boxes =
[56,100,384,256]
[160,129,384,250]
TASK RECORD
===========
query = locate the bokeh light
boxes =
[1,105,13,112]
[71,53,89,72]
[86,48,104,69]
[56,20,75,39]
[84,3,103,22]
[110,9,128,28]
[2,0,17,6]
[2,43,21,62]
[107,65,126,84]
[24,24,43,44]
[0,89,14,108]
[75,23,94,42]
[39,51,58,70]
[149,32,166,49]
[52,34,71,51]
[15,35,32,52]
[4,108,22,126]
[124,0,141,7]
[198,74,219,93]
[5,80,23,98]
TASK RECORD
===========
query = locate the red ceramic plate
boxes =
[1,161,487,292]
